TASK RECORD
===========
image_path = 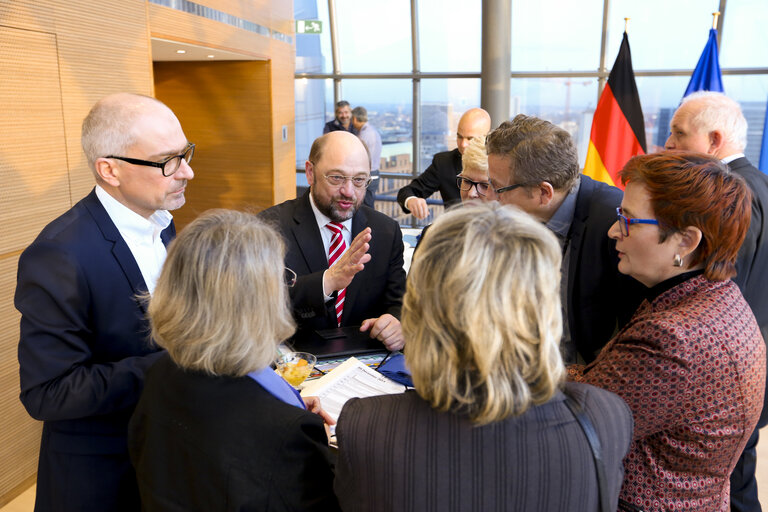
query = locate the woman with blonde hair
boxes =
[334,202,633,511]
[128,209,339,511]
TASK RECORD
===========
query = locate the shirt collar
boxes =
[545,176,580,239]
[247,366,306,409]
[308,191,353,233]
[721,153,745,165]
[95,185,172,242]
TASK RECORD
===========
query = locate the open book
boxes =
[300,356,407,424]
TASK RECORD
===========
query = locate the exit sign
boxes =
[296,20,322,34]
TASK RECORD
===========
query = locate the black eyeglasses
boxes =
[494,182,527,195]
[284,267,297,287]
[456,176,491,196]
[106,142,195,177]
[616,207,659,236]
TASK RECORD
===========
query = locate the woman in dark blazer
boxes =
[334,202,633,512]
[569,152,765,512]
[128,209,339,511]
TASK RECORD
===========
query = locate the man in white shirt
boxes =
[15,92,194,511]
[666,91,768,512]
[260,131,406,351]
[351,106,382,209]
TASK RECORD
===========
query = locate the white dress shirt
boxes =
[95,185,172,294]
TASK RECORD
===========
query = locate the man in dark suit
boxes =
[486,115,642,364]
[397,107,491,219]
[666,91,768,512]
[323,100,357,135]
[15,93,194,511]
[261,131,406,350]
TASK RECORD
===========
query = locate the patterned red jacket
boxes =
[569,276,765,511]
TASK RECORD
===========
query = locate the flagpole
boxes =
[712,11,720,30]
[624,17,629,33]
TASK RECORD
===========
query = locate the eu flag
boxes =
[683,29,724,97]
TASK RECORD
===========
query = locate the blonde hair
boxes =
[461,137,488,174]
[148,209,296,376]
[403,202,565,424]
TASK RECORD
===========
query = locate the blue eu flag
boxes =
[683,29,724,97]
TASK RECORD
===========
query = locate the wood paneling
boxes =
[154,60,274,227]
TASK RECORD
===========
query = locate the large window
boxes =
[295,0,768,225]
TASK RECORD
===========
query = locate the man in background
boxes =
[486,114,642,364]
[397,107,491,219]
[351,106,382,208]
[16,93,194,510]
[666,91,768,512]
[323,100,357,135]
[260,131,406,351]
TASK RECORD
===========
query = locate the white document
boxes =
[300,356,407,422]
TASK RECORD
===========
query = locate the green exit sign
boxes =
[296,20,323,34]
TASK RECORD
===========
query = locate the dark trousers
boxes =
[364,174,380,209]
[730,426,761,512]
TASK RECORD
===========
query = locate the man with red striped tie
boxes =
[260,131,406,350]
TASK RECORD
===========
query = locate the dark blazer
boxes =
[568,175,644,362]
[128,354,340,512]
[729,158,768,415]
[15,188,171,511]
[335,382,633,512]
[259,191,406,334]
[397,148,462,213]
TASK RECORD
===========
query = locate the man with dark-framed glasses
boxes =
[15,93,194,511]
[260,131,406,351]
[485,114,642,364]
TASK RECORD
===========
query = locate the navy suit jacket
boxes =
[15,188,171,511]
[260,191,406,336]
[568,176,644,362]
[397,148,462,213]
[729,157,768,427]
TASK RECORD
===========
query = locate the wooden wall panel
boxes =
[154,60,274,227]
[0,254,41,508]
[0,27,70,256]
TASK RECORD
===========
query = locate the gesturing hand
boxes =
[323,228,372,295]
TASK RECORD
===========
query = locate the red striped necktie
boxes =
[326,222,347,326]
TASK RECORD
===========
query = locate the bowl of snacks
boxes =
[274,352,317,388]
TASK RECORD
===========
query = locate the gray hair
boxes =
[681,91,748,152]
[81,93,169,171]
[351,106,368,123]
[147,209,296,377]
[486,114,580,191]
[404,202,564,425]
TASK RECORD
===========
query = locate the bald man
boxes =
[397,107,491,219]
[16,93,194,510]
[666,91,768,512]
[260,131,406,351]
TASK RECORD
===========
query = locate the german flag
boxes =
[583,32,646,189]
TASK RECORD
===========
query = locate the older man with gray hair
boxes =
[351,106,382,208]
[666,91,768,512]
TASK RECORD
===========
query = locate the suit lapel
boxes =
[292,192,331,273]
[566,179,592,333]
[82,189,149,312]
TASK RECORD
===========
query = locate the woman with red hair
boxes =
[569,151,765,512]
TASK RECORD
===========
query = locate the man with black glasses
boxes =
[485,115,642,364]
[260,131,406,351]
[15,93,194,511]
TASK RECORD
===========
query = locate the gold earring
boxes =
[673,254,683,267]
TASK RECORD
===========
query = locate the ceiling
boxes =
[151,38,266,61]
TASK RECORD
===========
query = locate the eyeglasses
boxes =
[456,176,491,196]
[494,183,528,195]
[323,174,372,188]
[106,142,195,177]
[284,267,297,288]
[616,207,659,236]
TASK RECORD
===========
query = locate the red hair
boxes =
[619,151,751,281]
